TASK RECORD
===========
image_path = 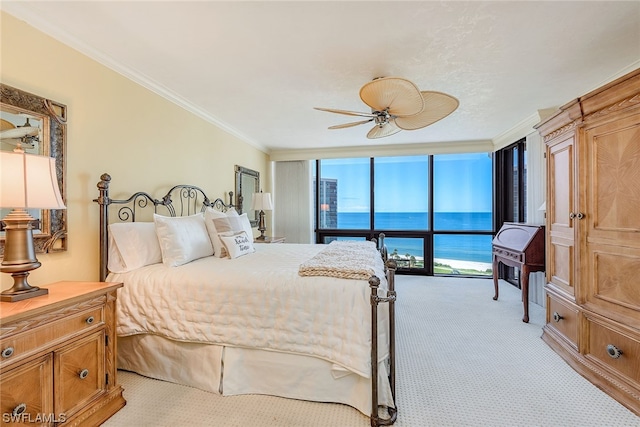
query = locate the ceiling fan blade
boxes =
[314,107,376,118]
[329,119,373,129]
[0,126,39,140]
[360,77,424,116]
[366,121,401,139]
[0,138,35,148]
[394,91,459,130]
[0,119,15,131]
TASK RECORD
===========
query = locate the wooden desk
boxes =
[492,223,545,323]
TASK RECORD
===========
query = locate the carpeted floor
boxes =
[103,276,639,426]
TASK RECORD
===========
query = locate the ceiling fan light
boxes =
[360,77,424,117]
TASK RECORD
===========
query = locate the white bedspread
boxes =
[108,243,389,377]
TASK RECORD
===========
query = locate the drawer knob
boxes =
[606,344,623,359]
[86,316,95,325]
[1,347,14,358]
[12,403,27,417]
[552,312,564,322]
[79,369,90,379]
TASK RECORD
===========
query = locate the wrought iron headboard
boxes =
[93,173,233,281]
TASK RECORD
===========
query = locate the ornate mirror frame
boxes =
[0,84,67,255]
[234,165,259,227]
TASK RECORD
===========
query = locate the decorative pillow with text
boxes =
[218,231,255,259]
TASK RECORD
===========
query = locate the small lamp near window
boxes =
[251,191,273,240]
[0,147,66,302]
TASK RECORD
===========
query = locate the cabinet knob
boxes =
[86,316,95,325]
[79,369,90,379]
[576,212,585,220]
[1,347,14,358]
[569,212,576,219]
[12,403,27,417]
[606,344,623,359]
[552,312,564,322]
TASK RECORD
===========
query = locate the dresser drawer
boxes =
[586,318,640,385]
[0,306,103,369]
[0,354,54,426]
[546,294,580,349]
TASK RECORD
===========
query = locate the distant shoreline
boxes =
[434,258,492,272]
[388,254,493,272]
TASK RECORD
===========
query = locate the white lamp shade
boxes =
[251,192,273,211]
[0,151,66,209]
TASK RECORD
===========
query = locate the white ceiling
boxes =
[3,1,640,156]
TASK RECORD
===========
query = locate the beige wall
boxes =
[1,12,269,290]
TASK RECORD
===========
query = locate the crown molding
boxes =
[270,139,494,161]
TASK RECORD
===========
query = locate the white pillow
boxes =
[237,213,254,242]
[154,213,213,267]
[108,222,162,273]
[205,208,253,257]
[218,231,255,259]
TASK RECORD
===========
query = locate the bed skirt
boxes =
[117,334,394,416]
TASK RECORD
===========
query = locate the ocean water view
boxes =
[334,211,494,267]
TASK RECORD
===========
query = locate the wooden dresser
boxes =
[0,281,125,426]
[536,68,640,415]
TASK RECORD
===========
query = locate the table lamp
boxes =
[0,147,66,302]
[251,191,273,240]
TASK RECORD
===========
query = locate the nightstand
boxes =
[0,281,126,425]
[254,236,285,244]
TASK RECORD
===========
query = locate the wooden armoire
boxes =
[535,68,640,415]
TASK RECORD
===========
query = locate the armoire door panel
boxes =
[549,237,574,293]
[586,245,640,317]
[549,138,574,232]
[585,114,640,240]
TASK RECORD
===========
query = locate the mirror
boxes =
[0,84,67,255]
[235,165,259,227]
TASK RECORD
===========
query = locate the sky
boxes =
[320,153,493,213]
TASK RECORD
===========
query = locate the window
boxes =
[374,156,429,230]
[494,138,528,285]
[315,153,493,276]
[318,158,370,230]
[432,153,493,276]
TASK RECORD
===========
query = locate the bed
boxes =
[94,173,397,426]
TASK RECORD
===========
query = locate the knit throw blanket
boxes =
[298,240,380,280]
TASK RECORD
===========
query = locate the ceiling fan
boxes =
[314,77,459,139]
[0,117,40,149]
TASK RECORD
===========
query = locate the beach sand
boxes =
[434,258,492,272]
